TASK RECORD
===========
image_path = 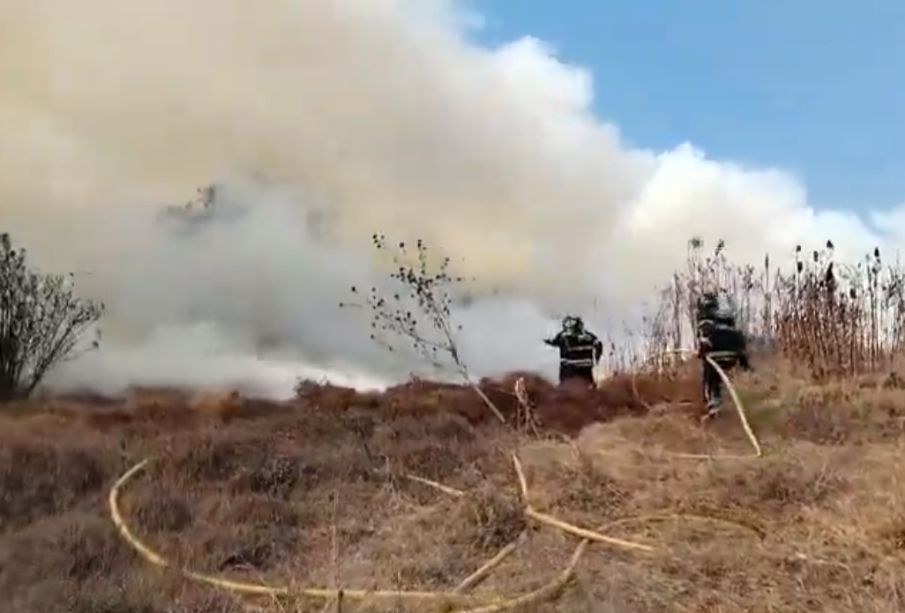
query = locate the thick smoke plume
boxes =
[1,1,900,397]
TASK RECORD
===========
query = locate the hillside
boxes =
[2,359,904,613]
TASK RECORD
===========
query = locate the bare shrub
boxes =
[0,232,103,401]
[341,234,506,423]
[233,454,304,499]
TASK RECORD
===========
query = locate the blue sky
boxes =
[472,1,905,212]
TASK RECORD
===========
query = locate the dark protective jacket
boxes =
[696,296,736,328]
[696,299,749,366]
[545,330,603,369]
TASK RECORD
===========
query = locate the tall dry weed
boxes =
[644,238,905,381]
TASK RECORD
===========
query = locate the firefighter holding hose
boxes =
[696,291,751,420]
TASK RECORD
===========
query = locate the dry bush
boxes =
[165,590,245,613]
[59,572,222,613]
[219,495,305,530]
[370,413,489,481]
[696,447,848,516]
[550,463,629,519]
[230,454,307,499]
[196,523,301,573]
[784,402,852,445]
[454,483,526,552]
[132,489,194,534]
[380,436,470,481]
[0,440,112,528]
[293,370,657,436]
[172,435,265,483]
[767,377,905,445]
[69,596,162,613]
[370,407,477,445]
[0,513,135,608]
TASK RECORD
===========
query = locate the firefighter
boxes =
[696,291,750,420]
[544,316,603,387]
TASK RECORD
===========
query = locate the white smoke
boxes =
[0,0,900,396]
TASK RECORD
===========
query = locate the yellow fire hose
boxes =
[705,353,763,457]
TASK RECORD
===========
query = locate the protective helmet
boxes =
[562,315,583,333]
[699,291,718,309]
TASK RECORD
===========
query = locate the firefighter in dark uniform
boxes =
[544,316,603,387]
[696,292,750,419]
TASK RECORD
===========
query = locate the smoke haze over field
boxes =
[1,0,902,396]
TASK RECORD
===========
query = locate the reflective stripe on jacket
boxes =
[547,332,602,367]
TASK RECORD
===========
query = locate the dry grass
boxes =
[2,359,905,612]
